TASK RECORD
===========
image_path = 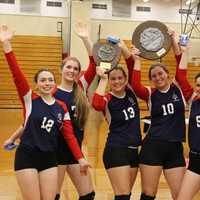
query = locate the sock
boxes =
[79,191,95,200]
[114,194,131,200]
[140,193,155,200]
[55,194,60,200]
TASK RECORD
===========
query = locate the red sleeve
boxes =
[131,69,149,101]
[78,56,96,89]
[175,54,182,66]
[175,68,193,101]
[59,101,83,160]
[5,51,30,103]
[62,120,83,160]
[92,93,108,111]
[125,55,134,84]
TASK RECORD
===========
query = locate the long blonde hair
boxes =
[62,57,89,129]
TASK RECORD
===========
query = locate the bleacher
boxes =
[0,35,62,108]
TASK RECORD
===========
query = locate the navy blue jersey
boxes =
[21,96,66,152]
[93,87,142,148]
[188,96,200,152]
[148,83,186,142]
[54,87,83,142]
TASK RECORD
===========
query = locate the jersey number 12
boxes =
[41,117,54,133]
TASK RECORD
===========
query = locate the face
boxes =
[150,66,169,90]
[195,77,200,95]
[108,69,127,95]
[36,71,55,95]
[62,60,80,82]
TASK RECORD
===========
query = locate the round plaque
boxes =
[132,21,172,60]
[93,41,121,69]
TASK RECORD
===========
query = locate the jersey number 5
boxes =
[123,107,135,120]
[41,117,55,133]
[196,116,200,128]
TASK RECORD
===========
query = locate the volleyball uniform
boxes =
[187,96,200,174]
[5,51,83,171]
[130,55,193,169]
[54,56,96,165]
[92,87,142,169]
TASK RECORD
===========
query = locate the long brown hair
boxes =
[62,57,89,129]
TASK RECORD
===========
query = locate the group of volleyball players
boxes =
[0,23,200,200]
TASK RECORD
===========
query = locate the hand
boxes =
[78,158,91,175]
[117,39,126,48]
[179,42,190,53]
[131,45,141,60]
[0,25,13,43]
[3,138,14,149]
[74,22,89,39]
[167,27,176,39]
[96,66,108,79]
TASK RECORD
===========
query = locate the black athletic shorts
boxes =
[103,146,139,169]
[15,144,57,172]
[139,139,185,169]
[57,136,82,165]
[188,151,200,175]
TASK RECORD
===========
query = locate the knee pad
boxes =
[114,193,131,200]
[55,194,60,200]
[140,193,155,200]
[79,191,95,200]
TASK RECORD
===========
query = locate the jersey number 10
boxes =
[162,103,174,116]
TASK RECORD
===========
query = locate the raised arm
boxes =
[0,25,30,103]
[118,40,134,83]
[92,67,108,111]
[175,44,193,101]
[131,55,150,101]
[74,22,93,56]
[168,27,182,66]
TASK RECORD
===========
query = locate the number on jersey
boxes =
[123,107,135,120]
[41,117,54,133]
[162,103,174,116]
[196,116,200,128]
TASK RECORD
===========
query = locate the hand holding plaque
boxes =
[93,37,121,72]
[132,21,172,60]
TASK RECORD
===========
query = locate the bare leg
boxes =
[57,165,67,194]
[106,166,137,195]
[164,167,185,200]
[66,164,94,196]
[39,167,58,200]
[140,164,162,197]
[15,169,40,200]
[177,170,200,200]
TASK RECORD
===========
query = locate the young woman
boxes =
[92,64,142,200]
[0,25,90,200]
[2,22,96,200]
[130,41,193,199]
[54,28,96,199]
[176,45,200,200]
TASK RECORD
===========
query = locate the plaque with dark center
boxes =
[132,21,172,60]
[93,41,121,71]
